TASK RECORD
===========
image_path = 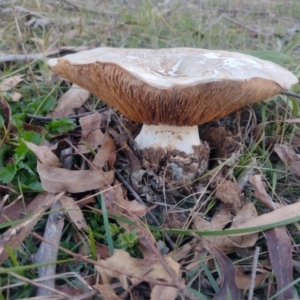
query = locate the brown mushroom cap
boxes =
[48,47,298,126]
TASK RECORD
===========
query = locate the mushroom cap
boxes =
[48,47,298,126]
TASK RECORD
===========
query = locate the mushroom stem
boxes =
[135,124,201,154]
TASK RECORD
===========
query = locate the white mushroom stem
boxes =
[135,124,201,154]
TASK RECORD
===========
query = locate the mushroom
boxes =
[47,47,298,183]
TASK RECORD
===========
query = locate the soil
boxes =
[215,180,242,211]
[141,142,210,188]
[201,126,241,164]
[163,209,189,230]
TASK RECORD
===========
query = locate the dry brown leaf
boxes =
[273,144,300,177]
[194,203,258,251]
[274,143,300,165]
[229,203,258,247]
[200,238,240,300]
[167,240,196,262]
[60,196,88,230]
[0,192,61,264]
[290,161,300,177]
[264,227,294,300]
[194,216,237,252]
[25,141,61,167]
[226,201,300,236]
[56,284,86,297]
[285,118,300,123]
[47,84,90,118]
[76,194,96,208]
[103,184,150,220]
[0,200,25,224]
[77,112,104,153]
[210,203,232,229]
[93,284,121,300]
[0,75,23,92]
[107,128,141,173]
[96,249,180,299]
[93,133,116,169]
[235,268,268,290]
[37,161,114,193]
[9,91,22,102]
[96,243,111,259]
[248,175,280,210]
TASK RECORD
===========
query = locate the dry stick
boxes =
[114,168,176,250]
[26,107,108,121]
[4,270,71,299]
[33,201,65,297]
[283,91,300,100]
[0,53,48,63]
[31,232,180,288]
[13,7,40,93]
[248,246,260,300]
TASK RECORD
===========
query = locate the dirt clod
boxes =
[215,180,242,211]
[201,126,241,163]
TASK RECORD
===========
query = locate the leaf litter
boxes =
[1,1,300,298]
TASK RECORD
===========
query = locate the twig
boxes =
[3,270,70,298]
[223,15,274,36]
[27,107,108,121]
[0,47,94,64]
[114,168,176,250]
[33,201,65,297]
[0,53,48,63]
[283,91,300,100]
[248,246,260,300]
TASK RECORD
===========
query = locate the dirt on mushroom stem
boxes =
[141,143,210,189]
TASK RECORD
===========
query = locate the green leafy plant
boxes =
[45,117,76,134]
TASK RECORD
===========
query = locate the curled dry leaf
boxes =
[37,161,114,193]
[103,183,150,220]
[77,112,104,153]
[93,133,116,169]
[273,143,300,177]
[235,268,268,290]
[60,196,88,230]
[199,238,240,300]
[25,141,61,167]
[264,227,294,300]
[95,249,180,300]
[0,75,23,92]
[274,143,299,165]
[194,203,258,252]
[249,175,280,210]
[27,141,113,193]
[229,203,258,247]
[47,84,90,118]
